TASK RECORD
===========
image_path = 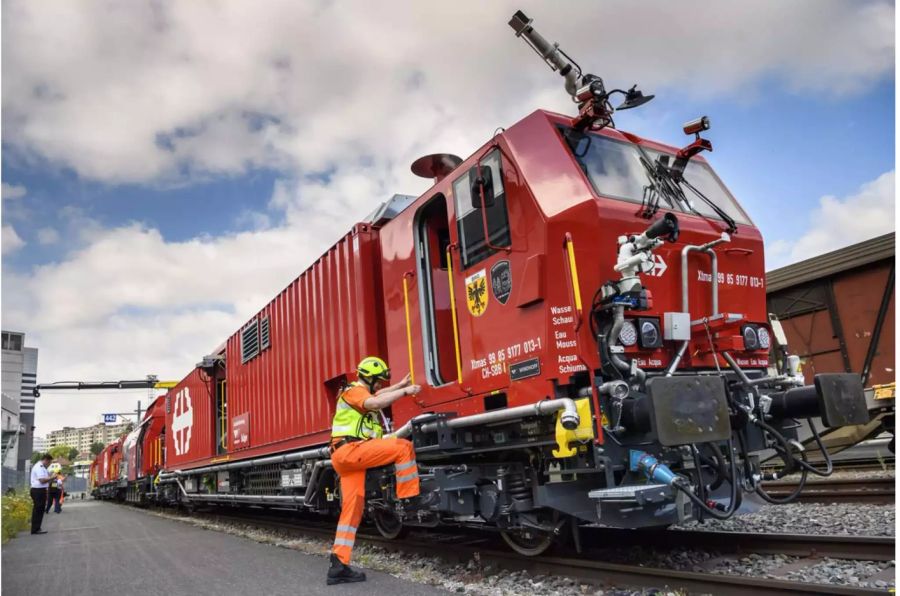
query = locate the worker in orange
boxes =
[326,356,435,585]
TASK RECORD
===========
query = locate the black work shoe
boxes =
[31,530,47,535]
[326,554,366,585]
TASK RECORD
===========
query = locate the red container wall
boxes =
[139,395,167,478]
[225,224,385,456]
[98,439,122,485]
[164,369,217,470]
[89,460,97,490]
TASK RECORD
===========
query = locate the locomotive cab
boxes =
[378,11,869,549]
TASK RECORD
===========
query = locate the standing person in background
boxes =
[29,454,56,534]
[45,463,64,514]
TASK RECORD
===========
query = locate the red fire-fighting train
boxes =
[91,11,870,555]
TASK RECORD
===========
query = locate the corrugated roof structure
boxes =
[766,233,895,293]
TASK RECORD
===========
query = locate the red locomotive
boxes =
[93,11,869,555]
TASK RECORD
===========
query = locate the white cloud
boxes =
[1,171,392,433]
[1,1,893,185]
[2,183,27,200]
[0,1,894,433]
[2,225,25,254]
[766,170,895,268]
[36,227,60,245]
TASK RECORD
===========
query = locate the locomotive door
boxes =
[415,194,459,388]
[445,149,513,399]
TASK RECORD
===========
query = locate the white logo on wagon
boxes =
[171,387,194,456]
[649,254,667,277]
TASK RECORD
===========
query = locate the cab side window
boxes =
[452,150,511,269]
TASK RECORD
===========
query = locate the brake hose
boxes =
[755,444,809,504]
[673,437,741,520]
[790,419,834,477]
[749,416,817,504]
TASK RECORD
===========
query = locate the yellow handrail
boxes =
[565,234,583,329]
[218,380,227,450]
[446,246,463,384]
[402,275,416,384]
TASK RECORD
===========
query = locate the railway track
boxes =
[173,507,893,595]
[763,477,895,504]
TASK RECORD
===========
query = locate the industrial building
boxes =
[47,421,133,454]
[1,330,39,488]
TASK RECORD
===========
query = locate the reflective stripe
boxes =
[333,537,355,548]
[332,386,383,440]
[395,460,417,472]
[336,524,357,535]
[397,470,419,483]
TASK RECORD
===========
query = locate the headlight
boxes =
[618,320,637,346]
[638,317,662,349]
[757,327,771,350]
[742,325,759,351]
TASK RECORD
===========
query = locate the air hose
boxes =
[672,437,741,521]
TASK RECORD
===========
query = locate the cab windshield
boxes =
[561,128,751,226]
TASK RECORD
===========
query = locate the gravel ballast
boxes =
[676,502,895,536]
[142,508,894,595]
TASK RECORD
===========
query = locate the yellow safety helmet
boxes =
[357,356,390,382]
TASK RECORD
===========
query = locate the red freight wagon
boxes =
[94,438,123,499]
[164,368,218,470]
[224,223,384,456]
[89,460,97,494]
[140,395,166,478]
[164,225,385,470]
[155,11,869,551]
[119,395,167,503]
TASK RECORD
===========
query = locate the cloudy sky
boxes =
[1,0,895,436]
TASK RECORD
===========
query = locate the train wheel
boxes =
[372,508,408,540]
[500,528,555,556]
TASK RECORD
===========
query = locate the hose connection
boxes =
[629,450,677,486]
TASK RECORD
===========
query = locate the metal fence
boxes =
[62,476,88,494]
[1,467,89,495]
[1,466,27,492]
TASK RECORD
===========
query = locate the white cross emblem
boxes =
[171,387,194,456]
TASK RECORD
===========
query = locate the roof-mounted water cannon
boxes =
[509,10,654,130]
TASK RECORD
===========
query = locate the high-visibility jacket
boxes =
[331,383,384,441]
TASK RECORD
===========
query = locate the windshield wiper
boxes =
[634,142,737,234]
[634,146,692,218]
[678,176,737,234]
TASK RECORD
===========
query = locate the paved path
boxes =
[2,501,446,596]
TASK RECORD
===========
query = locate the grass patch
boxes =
[2,491,33,543]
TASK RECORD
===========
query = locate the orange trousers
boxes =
[330,437,420,564]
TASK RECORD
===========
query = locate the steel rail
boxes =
[579,527,894,562]
[763,477,895,504]
[175,509,891,596]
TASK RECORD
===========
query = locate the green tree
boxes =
[90,442,104,456]
[67,446,78,461]
[48,445,74,461]
[30,452,41,464]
